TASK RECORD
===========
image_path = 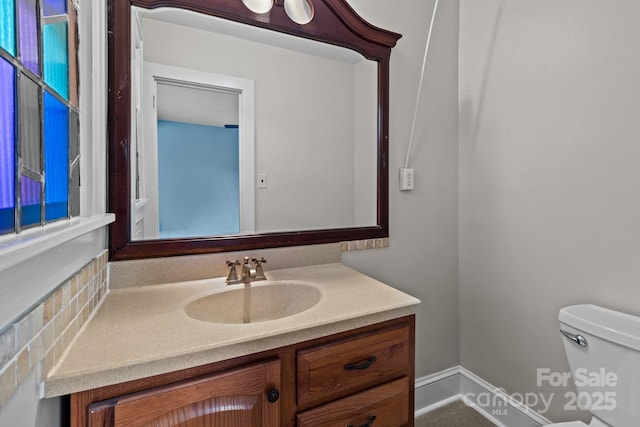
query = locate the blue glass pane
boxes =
[20,175,40,227]
[44,91,68,221]
[0,206,14,233]
[0,0,16,56]
[43,22,68,99]
[18,0,39,75]
[0,58,16,233]
[42,0,66,16]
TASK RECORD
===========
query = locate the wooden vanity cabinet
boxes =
[70,316,414,427]
[86,360,281,426]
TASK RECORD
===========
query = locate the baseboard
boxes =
[414,366,461,416]
[415,366,552,427]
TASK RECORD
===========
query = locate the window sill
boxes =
[0,214,115,272]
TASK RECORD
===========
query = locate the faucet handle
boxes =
[225,260,240,283]
[252,257,267,279]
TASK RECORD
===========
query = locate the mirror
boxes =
[131,7,378,240]
[109,0,401,260]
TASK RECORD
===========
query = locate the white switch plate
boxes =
[258,173,268,189]
[400,168,414,191]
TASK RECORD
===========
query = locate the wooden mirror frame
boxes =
[108,0,402,260]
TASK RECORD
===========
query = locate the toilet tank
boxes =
[559,304,640,426]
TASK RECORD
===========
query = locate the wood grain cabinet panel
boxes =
[87,360,280,427]
[297,324,410,408]
[296,377,409,427]
[70,316,415,427]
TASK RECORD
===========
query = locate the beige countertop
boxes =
[44,263,420,397]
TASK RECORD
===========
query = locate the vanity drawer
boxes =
[297,324,409,408]
[296,377,409,427]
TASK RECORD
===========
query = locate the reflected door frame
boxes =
[135,62,255,239]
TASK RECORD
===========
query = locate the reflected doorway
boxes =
[156,100,240,237]
[131,61,255,240]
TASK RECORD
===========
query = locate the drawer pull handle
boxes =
[343,356,377,371]
[346,415,377,427]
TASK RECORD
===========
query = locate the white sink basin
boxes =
[184,281,322,324]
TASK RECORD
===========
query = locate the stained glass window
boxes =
[43,21,68,99]
[21,176,41,226]
[42,0,66,17]
[69,110,80,216]
[0,0,16,56]
[44,91,69,221]
[18,0,39,75]
[18,74,41,174]
[0,58,15,233]
[0,0,80,235]
[67,3,77,107]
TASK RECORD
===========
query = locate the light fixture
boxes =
[284,0,314,24]
[242,0,315,25]
[242,0,274,14]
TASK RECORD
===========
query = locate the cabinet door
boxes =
[87,359,280,427]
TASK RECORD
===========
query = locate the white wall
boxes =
[459,0,640,422]
[343,0,461,378]
[353,59,378,226]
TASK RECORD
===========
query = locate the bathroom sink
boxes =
[184,281,322,324]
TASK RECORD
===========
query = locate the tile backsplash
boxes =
[340,238,389,252]
[0,250,108,406]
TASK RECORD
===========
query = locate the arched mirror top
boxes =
[108,0,402,260]
[128,0,400,59]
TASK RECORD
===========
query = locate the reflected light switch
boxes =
[258,173,268,189]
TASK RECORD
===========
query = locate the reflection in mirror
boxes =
[242,0,314,24]
[242,0,274,14]
[140,80,243,239]
[283,0,314,24]
[131,58,255,240]
[131,7,379,241]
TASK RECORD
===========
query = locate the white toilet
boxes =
[549,304,640,427]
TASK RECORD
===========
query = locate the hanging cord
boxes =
[404,0,439,169]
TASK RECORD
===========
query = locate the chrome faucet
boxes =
[225,257,267,285]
